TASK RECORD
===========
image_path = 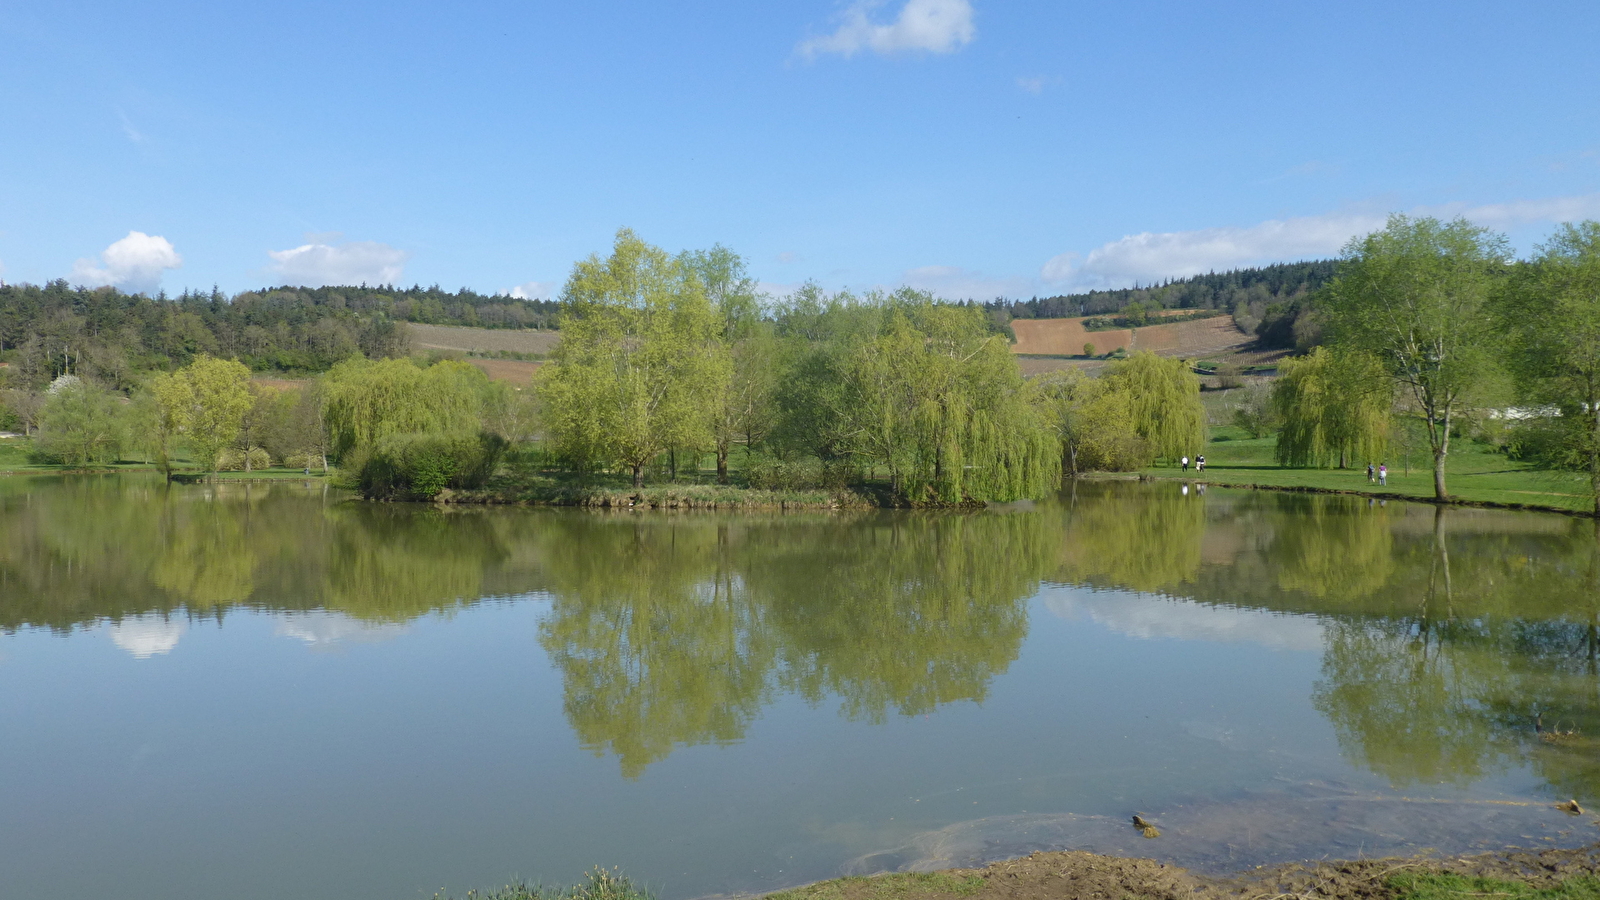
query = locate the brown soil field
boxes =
[466,358,542,384]
[409,323,560,355]
[1011,316,1252,359]
[251,377,310,391]
[771,843,1600,900]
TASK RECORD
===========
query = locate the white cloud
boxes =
[1041,191,1600,292]
[274,611,406,650]
[1423,192,1600,230]
[1042,211,1386,289]
[776,251,801,264]
[109,615,187,659]
[266,240,409,287]
[1016,75,1050,94]
[1044,587,1326,652]
[70,231,183,294]
[797,0,975,59]
[505,280,554,301]
[902,264,1035,300]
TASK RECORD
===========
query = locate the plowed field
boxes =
[408,323,560,355]
[1011,316,1250,359]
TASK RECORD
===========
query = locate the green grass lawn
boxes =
[1145,425,1596,514]
[1389,873,1600,900]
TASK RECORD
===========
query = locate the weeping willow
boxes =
[322,357,499,459]
[1273,346,1392,468]
[849,301,1060,504]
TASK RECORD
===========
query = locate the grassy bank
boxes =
[1137,425,1596,515]
[442,471,875,510]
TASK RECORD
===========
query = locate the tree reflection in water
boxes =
[2,475,1599,795]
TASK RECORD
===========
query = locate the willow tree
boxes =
[1324,215,1510,500]
[1101,351,1204,464]
[838,296,1059,504]
[1498,221,1600,516]
[537,229,725,487]
[322,357,495,461]
[1272,346,1392,468]
[1034,367,1150,475]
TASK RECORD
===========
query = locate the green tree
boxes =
[167,355,254,472]
[1272,346,1392,468]
[837,298,1058,502]
[1323,215,1511,500]
[1102,351,1204,464]
[35,379,126,466]
[1497,221,1600,515]
[137,372,189,479]
[1035,367,1149,474]
[322,357,494,461]
[538,229,723,487]
[680,245,773,483]
[1230,380,1278,438]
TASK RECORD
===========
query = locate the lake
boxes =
[2,476,1598,899]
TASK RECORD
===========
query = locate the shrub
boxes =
[216,447,272,471]
[745,453,825,491]
[358,431,508,500]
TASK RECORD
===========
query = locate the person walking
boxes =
[1181,455,1189,473]
[1378,463,1387,486]
[1197,455,1206,472]
[1366,463,1375,484]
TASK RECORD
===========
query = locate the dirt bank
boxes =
[771,843,1600,900]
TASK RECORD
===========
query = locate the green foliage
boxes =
[989,259,1335,320]
[1497,221,1600,514]
[0,280,550,378]
[1324,214,1511,499]
[432,867,654,900]
[33,379,126,465]
[1230,382,1279,438]
[1102,351,1205,463]
[1272,346,1392,467]
[323,357,497,460]
[356,431,507,500]
[1035,367,1151,474]
[537,229,724,487]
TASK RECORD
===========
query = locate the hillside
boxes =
[1011,315,1253,359]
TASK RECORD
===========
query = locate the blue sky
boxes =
[2,0,1598,299]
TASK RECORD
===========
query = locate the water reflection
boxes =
[3,475,1599,798]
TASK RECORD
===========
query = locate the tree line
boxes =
[0,280,558,383]
[986,260,1334,341]
[3,229,1212,506]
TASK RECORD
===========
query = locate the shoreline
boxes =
[751,842,1600,900]
[1098,471,1600,519]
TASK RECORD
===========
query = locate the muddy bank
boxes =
[762,788,1600,900]
[769,843,1600,900]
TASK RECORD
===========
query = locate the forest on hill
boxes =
[985,260,1335,349]
[0,280,559,382]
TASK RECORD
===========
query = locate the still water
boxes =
[2,476,1598,899]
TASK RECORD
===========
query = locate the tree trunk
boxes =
[1430,407,1451,501]
[632,463,644,488]
[717,446,729,485]
[669,448,677,481]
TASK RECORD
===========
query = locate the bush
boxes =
[216,447,273,471]
[358,431,508,500]
[744,453,854,491]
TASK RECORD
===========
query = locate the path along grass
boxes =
[1144,425,1595,515]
